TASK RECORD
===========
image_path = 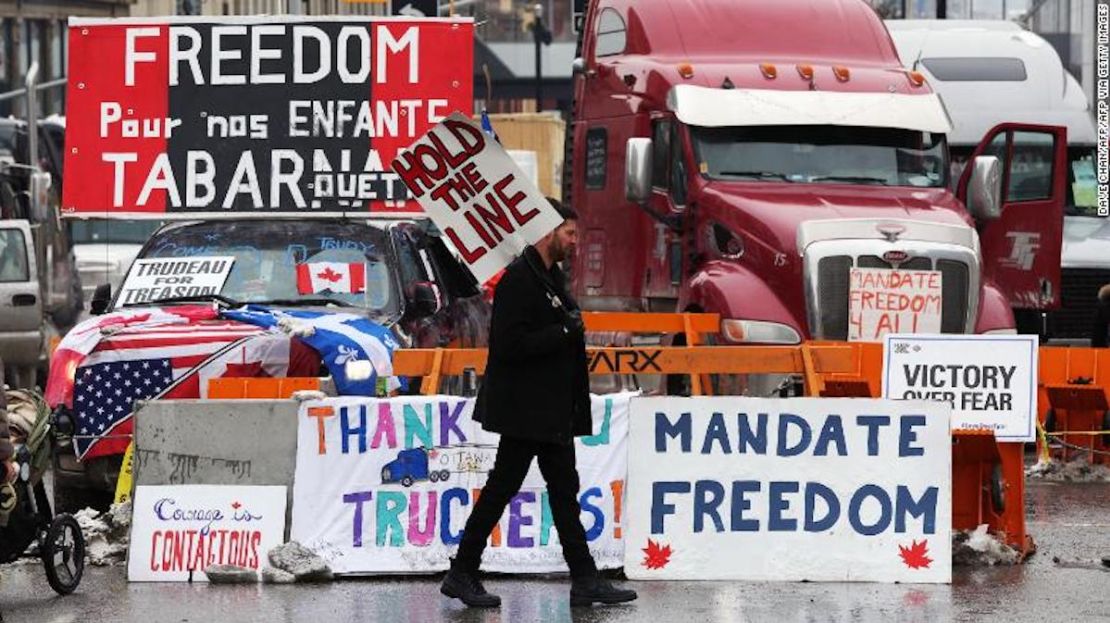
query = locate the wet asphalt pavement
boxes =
[2,479,1110,623]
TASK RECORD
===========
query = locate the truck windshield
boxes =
[122,220,399,315]
[70,219,163,245]
[691,125,948,188]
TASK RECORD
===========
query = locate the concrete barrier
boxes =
[132,399,300,534]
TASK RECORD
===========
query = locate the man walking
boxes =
[440,202,637,608]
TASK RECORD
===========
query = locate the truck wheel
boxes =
[429,471,440,483]
[401,476,414,488]
[53,484,110,516]
[989,464,1006,514]
[439,470,450,481]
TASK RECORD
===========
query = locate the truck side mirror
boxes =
[625,138,653,204]
[967,155,1002,221]
[90,283,112,315]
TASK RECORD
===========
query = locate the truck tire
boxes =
[989,464,1006,514]
[439,470,450,481]
[401,476,414,488]
[429,471,440,483]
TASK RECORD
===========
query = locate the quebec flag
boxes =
[222,306,402,395]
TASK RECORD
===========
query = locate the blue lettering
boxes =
[849,484,892,536]
[656,412,691,453]
[737,413,768,454]
[856,416,891,456]
[340,406,368,454]
[693,480,726,532]
[730,481,761,531]
[896,486,938,534]
[898,416,926,457]
[804,482,840,532]
[776,414,811,457]
[440,488,468,545]
[580,488,605,541]
[651,481,690,534]
[768,481,799,531]
[701,413,731,454]
[813,415,846,456]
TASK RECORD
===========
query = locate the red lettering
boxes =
[151,531,162,572]
[248,532,262,569]
[428,131,472,170]
[390,150,436,198]
[444,226,487,264]
[474,192,514,243]
[229,532,241,566]
[162,531,175,572]
[172,530,186,571]
[207,532,218,569]
[463,211,497,248]
[461,162,489,193]
[190,531,207,572]
[443,119,486,159]
[493,175,539,226]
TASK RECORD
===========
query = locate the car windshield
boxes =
[691,125,948,188]
[70,219,163,245]
[118,220,399,315]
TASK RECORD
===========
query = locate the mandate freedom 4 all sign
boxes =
[117,256,234,306]
[64,16,473,217]
[849,268,942,342]
[882,334,1039,442]
[625,397,952,583]
[391,113,564,284]
[128,484,287,582]
[290,394,631,574]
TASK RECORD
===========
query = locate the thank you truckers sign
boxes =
[625,397,952,583]
[882,334,1038,442]
[391,113,564,284]
[63,16,473,217]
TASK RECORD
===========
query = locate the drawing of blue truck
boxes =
[381,448,451,487]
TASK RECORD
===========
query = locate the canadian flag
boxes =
[296,262,366,295]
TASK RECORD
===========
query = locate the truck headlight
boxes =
[720,319,801,344]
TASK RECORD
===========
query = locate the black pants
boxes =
[1094,298,1110,348]
[454,436,598,578]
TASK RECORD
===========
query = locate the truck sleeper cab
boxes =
[567,0,1067,372]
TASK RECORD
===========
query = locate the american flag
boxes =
[71,322,263,459]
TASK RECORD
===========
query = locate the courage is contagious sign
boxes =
[63,16,473,217]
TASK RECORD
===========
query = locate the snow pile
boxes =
[277,317,316,338]
[291,390,328,402]
[952,524,1020,566]
[1026,457,1110,482]
[74,500,131,566]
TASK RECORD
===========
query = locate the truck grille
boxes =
[814,254,971,340]
[1047,268,1110,340]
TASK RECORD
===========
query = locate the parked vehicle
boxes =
[888,19,1104,342]
[565,0,1068,394]
[48,217,489,512]
[70,219,163,314]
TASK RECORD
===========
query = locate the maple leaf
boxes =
[231,501,242,510]
[898,539,933,569]
[641,539,673,570]
[317,267,343,282]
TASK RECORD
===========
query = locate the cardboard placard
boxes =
[290,393,631,574]
[849,268,942,342]
[625,397,952,583]
[882,334,1039,441]
[63,17,473,217]
[117,256,235,307]
[127,484,287,582]
[390,113,564,284]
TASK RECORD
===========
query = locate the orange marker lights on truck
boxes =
[908,70,926,87]
[677,63,695,79]
[833,65,850,82]
[796,64,814,80]
[760,63,777,79]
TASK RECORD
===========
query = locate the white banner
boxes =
[117,256,234,308]
[290,393,632,574]
[625,397,952,583]
[391,113,564,284]
[849,268,942,342]
[882,334,1039,442]
[127,485,287,582]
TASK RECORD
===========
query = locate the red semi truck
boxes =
[565,0,1068,385]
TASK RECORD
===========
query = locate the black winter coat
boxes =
[473,247,591,443]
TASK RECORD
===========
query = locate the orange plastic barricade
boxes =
[1037,347,1110,465]
[207,377,320,399]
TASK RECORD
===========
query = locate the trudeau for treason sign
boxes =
[63,16,473,217]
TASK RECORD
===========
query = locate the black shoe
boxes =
[570,575,638,607]
[440,567,501,608]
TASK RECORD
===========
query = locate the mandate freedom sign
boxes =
[63,17,473,216]
[117,256,234,306]
[625,397,952,583]
[882,334,1038,442]
[391,113,564,284]
[290,393,631,574]
[849,268,942,342]
[128,484,287,582]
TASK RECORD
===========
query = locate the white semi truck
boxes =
[889,19,1106,343]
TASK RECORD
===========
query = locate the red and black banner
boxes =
[63,17,473,217]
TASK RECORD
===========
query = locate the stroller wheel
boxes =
[41,514,85,595]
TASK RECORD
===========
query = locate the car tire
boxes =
[53,483,111,516]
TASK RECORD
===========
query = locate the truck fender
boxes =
[679,261,801,332]
[975,280,1017,333]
